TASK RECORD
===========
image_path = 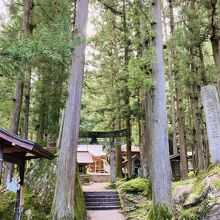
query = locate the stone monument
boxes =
[201,85,220,164]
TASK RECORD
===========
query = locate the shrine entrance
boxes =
[80,129,128,183]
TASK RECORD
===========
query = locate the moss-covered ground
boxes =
[117,165,220,220]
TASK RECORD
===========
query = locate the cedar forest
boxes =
[0,0,220,220]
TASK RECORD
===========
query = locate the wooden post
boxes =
[109,138,116,183]
[0,142,4,185]
[14,159,25,220]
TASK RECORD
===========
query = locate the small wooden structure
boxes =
[170,154,181,180]
[169,153,193,180]
[79,129,128,183]
[0,127,55,220]
[77,151,93,174]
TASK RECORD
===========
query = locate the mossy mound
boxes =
[118,178,150,195]
[118,178,152,219]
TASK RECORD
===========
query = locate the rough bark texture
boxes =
[115,110,122,178]
[147,0,172,207]
[211,38,220,68]
[10,81,24,135]
[167,0,177,155]
[176,87,188,179]
[140,0,149,179]
[191,84,206,171]
[122,0,132,177]
[168,0,188,179]
[52,0,89,219]
[24,68,31,139]
[209,1,220,68]
[189,48,206,171]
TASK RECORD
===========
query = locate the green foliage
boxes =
[0,192,16,220]
[179,209,200,220]
[128,52,154,91]
[145,205,172,220]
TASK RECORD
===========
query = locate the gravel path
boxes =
[83,182,127,220]
[86,210,126,220]
[83,182,114,192]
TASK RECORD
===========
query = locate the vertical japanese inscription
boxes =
[201,85,220,163]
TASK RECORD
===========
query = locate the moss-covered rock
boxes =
[0,159,86,220]
[178,165,220,220]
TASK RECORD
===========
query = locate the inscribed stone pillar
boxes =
[201,85,220,164]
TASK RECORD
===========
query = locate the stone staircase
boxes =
[84,191,120,210]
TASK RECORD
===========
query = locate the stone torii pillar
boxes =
[109,137,116,183]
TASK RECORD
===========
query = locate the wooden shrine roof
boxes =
[0,127,55,164]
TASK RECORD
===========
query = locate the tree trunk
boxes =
[126,117,132,177]
[52,0,89,219]
[147,0,172,207]
[189,47,206,171]
[115,109,122,178]
[140,0,150,179]
[211,38,220,68]
[122,0,132,177]
[168,0,188,179]
[3,80,24,186]
[24,68,31,139]
[209,0,220,93]
[139,91,148,178]
[163,0,177,155]
[176,87,188,179]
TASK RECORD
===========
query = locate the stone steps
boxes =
[84,191,120,210]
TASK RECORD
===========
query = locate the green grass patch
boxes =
[212,179,220,190]
[145,204,172,220]
[172,178,195,190]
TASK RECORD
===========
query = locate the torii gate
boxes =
[0,127,55,220]
[79,129,128,183]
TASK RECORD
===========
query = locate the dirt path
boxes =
[83,182,127,220]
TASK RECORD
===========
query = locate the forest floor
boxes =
[83,182,126,220]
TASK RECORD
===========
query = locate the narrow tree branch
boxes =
[97,0,122,16]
